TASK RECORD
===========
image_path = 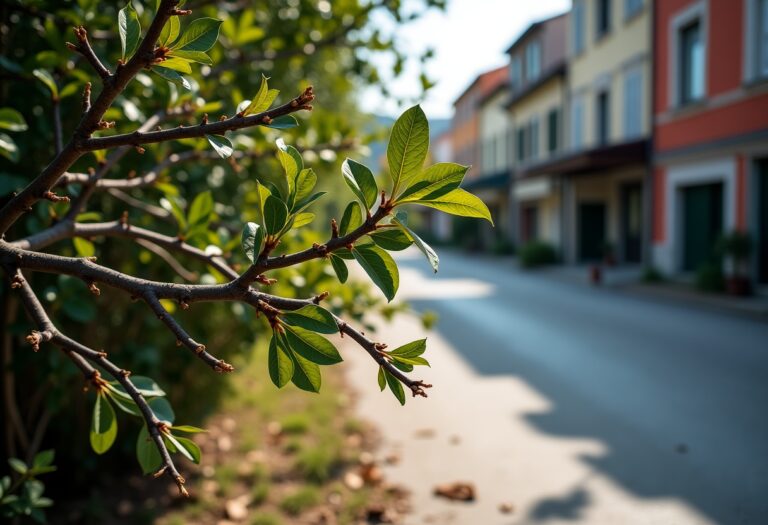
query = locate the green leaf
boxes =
[171,425,207,433]
[172,435,201,463]
[241,222,264,263]
[32,69,58,99]
[263,195,288,235]
[339,202,363,236]
[397,162,468,202]
[352,244,399,302]
[8,458,27,475]
[389,339,426,358]
[369,229,412,251]
[168,49,212,64]
[109,393,142,416]
[0,133,18,162]
[149,397,175,424]
[265,115,299,129]
[158,15,180,46]
[107,376,166,400]
[341,158,378,210]
[276,138,303,180]
[187,190,213,228]
[90,394,117,455]
[33,450,55,469]
[294,168,316,206]
[329,254,348,283]
[206,134,233,158]
[289,350,322,393]
[152,66,191,90]
[244,75,279,115]
[160,197,187,230]
[284,325,342,365]
[293,191,326,214]
[377,367,386,391]
[384,369,406,405]
[282,305,338,334]
[391,355,430,367]
[414,188,494,224]
[0,108,27,132]
[158,56,192,74]
[172,17,222,52]
[292,212,315,228]
[136,425,162,475]
[393,217,439,272]
[118,2,141,61]
[73,237,95,257]
[387,105,429,193]
[391,360,413,373]
[268,334,294,388]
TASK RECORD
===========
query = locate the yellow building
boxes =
[537,0,652,264]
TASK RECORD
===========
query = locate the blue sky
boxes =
[360,0,571,119]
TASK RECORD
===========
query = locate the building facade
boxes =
[505,14,569,250]
[652,0,768,288]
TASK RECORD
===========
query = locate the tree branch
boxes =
[66,26,111,81]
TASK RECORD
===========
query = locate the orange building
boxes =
[652,0,768,287]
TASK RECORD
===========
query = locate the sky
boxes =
[360,0,571,120]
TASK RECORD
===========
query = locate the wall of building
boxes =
[479,89,512,175]
[510,75,566,166]
[569,0,651,149]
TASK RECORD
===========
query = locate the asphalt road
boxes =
[348,249,768,524]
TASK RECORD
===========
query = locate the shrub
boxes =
[279,487,320,516]
[695,262,725,292]
[519,241,558,268]
[641,266,665,283]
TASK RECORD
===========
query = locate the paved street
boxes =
[344,249,768,525]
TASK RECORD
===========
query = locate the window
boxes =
[625,0,643,19]
[517,127,526,162]
[596,0,611,38]
[596,90,610,145]
[623,67,643,138]
[570,96,585,150]
[547,108,560,153]
[510,55,522,89]
[572,0,586,54]
[526,41,541,81]
[530,117,540,160]
[758,0,768,77]
[680,20,704,104]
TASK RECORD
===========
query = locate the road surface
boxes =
[343,249,768,525]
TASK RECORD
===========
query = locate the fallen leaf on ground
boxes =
[433,482,476,502]
[499,502,515,514]
[414,428,435,439]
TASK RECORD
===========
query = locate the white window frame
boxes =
[668,1,708,108]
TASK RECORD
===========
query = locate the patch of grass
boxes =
[251,480,271,505]
[214,463,239,497]
[280,413,310,435]
[283,437,303,454]
[342,418,365,435]
[250,512,284,525]
[295,444,341,483]
[338,488,372,525]
[279,486,320,516]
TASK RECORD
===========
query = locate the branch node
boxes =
[331,219,339,239]
[119,210,129,227]
[175,476,189,498]
[261,116,273,125]
[88,282,101,296]
[152,466,168,479]
[10,274,24,289]
[171,8,192,16]
[42,191,70,203]
[312,291,329,304]
[134,145,146,154]
[410,380,432,398]
[214,360,235,373]
[82,82,92,113]
[97,120,116,129]
[194,344,205,355]
[119,369,131,378]
[26,331,43,352]
[200,113,208,126]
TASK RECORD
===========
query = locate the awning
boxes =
[514,176,552,201]
[461,171,509,191]
[523,139,649,178]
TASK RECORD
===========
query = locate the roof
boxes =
[504,12,567,55]
[453,65,508,108]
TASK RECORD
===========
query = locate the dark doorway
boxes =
[521,204,539,243]
[578,202,606,261]
[758,160,768,283]
[621,183,643,263]
[682,182,723,271]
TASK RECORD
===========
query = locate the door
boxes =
[682,183,723,271]
[622,183,643,263]
[578,203,606,262]
[759,160,768,283]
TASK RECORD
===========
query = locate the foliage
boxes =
[695,262,725,293]
[0,0,490,508]
[0,451,56,523]
[641,266,665,284]
[519,241,559,268]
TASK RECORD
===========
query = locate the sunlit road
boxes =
[345,249,768,525]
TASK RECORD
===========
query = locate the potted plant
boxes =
[717,231,753,296]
